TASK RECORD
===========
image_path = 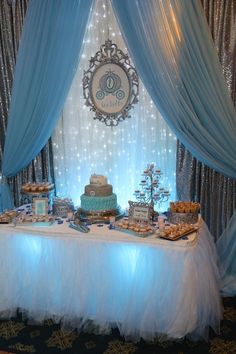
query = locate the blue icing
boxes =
[80,193,117,211]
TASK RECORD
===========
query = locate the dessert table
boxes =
[0,218,222,342]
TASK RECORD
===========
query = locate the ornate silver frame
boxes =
[32,198,48,216]
[83,39,139,126]
[128,201,153,223]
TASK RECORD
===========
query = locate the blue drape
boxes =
[111,0,236,296]
[217,212,236,296]
[2,0,93,177]
[111,0,236,179]
[0,176,13,211]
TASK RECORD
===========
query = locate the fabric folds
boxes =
[2,0,94,177]
[217,209,236,296]
[0,180,13,211]
[111,0,236,179]
[111,0,236,297]
[176,0,236,240]
[0,0,54,210]
[0,220,222,341]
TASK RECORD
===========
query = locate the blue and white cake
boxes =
[80,175,117,212]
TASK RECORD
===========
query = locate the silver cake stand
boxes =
[74,206,125,224]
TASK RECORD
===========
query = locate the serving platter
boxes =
[14,220,54,227]
[21,190,54,196]
[115,225,154,238]
[158,226,198,241]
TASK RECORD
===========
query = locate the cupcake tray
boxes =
[158,226,198,241]
[0,211,21,224]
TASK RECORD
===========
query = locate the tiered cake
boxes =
[80,174,117,212]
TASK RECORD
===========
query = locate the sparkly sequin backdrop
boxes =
[52,0,177,211]
[0,0,54,207]
[177,0,236,240]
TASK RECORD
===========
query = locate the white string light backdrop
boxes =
[52,0,176,212]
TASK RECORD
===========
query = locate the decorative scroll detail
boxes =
[83,39,139,126]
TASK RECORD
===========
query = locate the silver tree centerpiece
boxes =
[134,164,170,214]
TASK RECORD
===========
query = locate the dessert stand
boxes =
[20,189,54,213]
[74,206,124,225]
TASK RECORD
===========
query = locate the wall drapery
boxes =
[111,0,236,179]
[0,0,53,209]
[2,0,94,179]
[111,0,236,296]
[0,0,235,296]
[1,0,234,214]
[177,0,236,239]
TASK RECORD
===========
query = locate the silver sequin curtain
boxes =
[0,0,54,207]
[177,0,236,240]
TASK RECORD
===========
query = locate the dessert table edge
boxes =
[0,218,222,342]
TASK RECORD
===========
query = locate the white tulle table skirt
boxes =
[0,218,222,341]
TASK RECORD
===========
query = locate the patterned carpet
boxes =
[0,297,235,354]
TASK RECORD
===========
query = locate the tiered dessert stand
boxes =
[20,185,54,213]
[134,163,170,216]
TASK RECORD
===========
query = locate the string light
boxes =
[52,0,176,211]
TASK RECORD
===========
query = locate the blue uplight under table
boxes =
[0,218,221,342]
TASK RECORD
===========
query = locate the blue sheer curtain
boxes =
[0,175,13,211]
[217,212,236,296]
[111,0,236,179]
[111,0,236,296]
[2,0,93,178]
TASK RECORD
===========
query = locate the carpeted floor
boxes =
[0,297,235,354]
